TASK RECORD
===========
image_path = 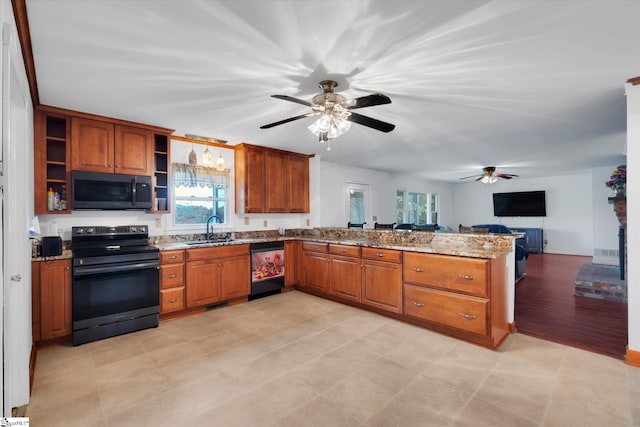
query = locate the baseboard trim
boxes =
[626,348,640,367]
[509,322,517,333]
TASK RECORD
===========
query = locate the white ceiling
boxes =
[25,0,638,182]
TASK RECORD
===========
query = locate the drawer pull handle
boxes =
[412,267,424,272]
[168,298,177,303]
[167,274,178,278]
[459,274,475,280]
[459,312,477,320]
[167,256,177,259]
[339,249,347,253]
[411,301,425,307]
[375,253,384,257]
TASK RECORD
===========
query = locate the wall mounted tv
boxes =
[492,190,546,217]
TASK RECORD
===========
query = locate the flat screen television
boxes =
[493,190,546,217]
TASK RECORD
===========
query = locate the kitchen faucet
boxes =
[205,215,221,241]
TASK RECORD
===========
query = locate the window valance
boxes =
[172,163,229,188]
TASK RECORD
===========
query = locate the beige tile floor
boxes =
[27,291,640,426]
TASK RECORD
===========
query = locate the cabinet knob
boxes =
[168,298,177,303]
[459,312,477,320]
[411,301,424,307]
[458,274,475,280]
[115,164,120,168]
[412,267,424,272]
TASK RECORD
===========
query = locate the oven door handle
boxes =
[74,260,159,276]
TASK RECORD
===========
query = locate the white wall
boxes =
[452,171,596,256]
[625,81,639,355]
[317,160,454,228]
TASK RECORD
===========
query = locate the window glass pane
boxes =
[350,190,365,223]
[396,191,405,224]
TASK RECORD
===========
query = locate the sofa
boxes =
[473,224,528,281]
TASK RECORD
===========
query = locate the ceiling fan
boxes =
[460,166,519,183]
[260,80,395,146]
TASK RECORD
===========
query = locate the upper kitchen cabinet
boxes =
[234,143,312,214]
[33,105,174,214]
[71,118,153,175]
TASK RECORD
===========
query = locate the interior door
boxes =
[2,17,34,413]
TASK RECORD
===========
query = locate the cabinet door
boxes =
[114,125,153,175]
[71,117,115,173]
[329,255,361,302]
[40,259,72,340]
[286,154,309,213]
[265,150,287,213]
[244,147,266,212]
[362,259,402,313]
[301,251,329,292]
[185,260,220,307]
[284,240,300,286]
[220,255,251,300]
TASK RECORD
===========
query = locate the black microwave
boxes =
[71,171,153,210]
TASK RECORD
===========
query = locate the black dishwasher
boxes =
[249,241,285,300]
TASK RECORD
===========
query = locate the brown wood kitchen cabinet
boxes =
[234,143,311,214]
[185,245,250,308]
[284,240,301,288]
[328,244,361,303]
[159,250,186,314]
[71,117,153,175]
[34,105,174,214]
[34,259,72,341]
[402,252,509,348]
[300,242,329,292]
[361,247,403,314]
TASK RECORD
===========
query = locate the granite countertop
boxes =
[156,235,513,259]
[32,250,73,261]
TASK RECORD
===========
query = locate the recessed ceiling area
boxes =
[24,0,638,182]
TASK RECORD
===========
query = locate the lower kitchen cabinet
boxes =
[33,259,72,341]
[301,242,329,292]
[361,248,403,314]
[284,240,301,287]
[160,250,186,314]
[328,244,361,302]
[220,255,251,300]
[185,244,250,308]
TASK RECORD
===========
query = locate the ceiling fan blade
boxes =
[459,174,481,180]
[495,173,519,179]
[260,112,318,129]
[271,95,313,107]
[347,112,395,133]
[346,93,392,109]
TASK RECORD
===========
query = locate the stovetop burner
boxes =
[72,225,158,259]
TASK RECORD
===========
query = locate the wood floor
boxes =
[514,253,628,360]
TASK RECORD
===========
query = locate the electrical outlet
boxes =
[154,218,161,228]
[263,220,268,227]
[244,217,249,225]
[373,215,378,221]
[306,219,310,226]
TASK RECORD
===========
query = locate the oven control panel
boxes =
[72,225,148,237]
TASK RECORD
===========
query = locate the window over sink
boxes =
[170,140,231,227]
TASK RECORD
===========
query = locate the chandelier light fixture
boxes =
[307,102,352,151]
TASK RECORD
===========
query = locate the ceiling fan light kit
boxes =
[261,80,395,150]
[460,166,519,184]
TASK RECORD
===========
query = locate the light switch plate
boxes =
[244,217,249,225]
[263,220,268,227]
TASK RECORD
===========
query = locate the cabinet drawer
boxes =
[361,247,402,263]
[329,244,360,257]
[186,244,249,261]
[160,250,185,263]
[403,252,489,297]
[302,241,328,253]
[160,264,184,289]
[160,286,185,313]
[403,284,488,336]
